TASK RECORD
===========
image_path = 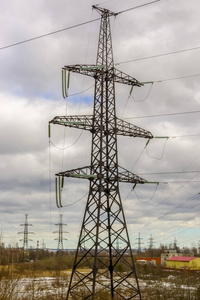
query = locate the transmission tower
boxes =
[148,234,155,250]
[173,237,178,250]
[50,5,153,299]
[18,214,34,250]
[54,214,68,251]
[135,232,144,254]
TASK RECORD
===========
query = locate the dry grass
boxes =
[1,258,200,299]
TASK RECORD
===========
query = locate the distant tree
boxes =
[191,242,198,256]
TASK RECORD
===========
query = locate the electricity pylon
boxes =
[136,233,144,254]
[50,5,153,299]
[18,214,34,250]
[148,234,155,250]
[54,214,68,250]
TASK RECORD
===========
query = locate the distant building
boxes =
[137,257,161,266]
[166,256,200,270]
[161,250,179,265]
[161,249,195,266]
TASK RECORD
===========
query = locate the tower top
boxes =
[92,5,118,17]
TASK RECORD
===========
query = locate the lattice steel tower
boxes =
[54,214,68,250]
[18,214,34,250]
[136,233,143,254]
[50,5,153,299]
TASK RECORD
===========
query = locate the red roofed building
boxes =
[166,256,200,270]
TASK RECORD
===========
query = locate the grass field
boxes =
[1,259,200,299]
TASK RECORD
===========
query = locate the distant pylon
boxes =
[136,232,143,254]
[173,237,178,250]
[148,234,155,250]
[53,214,68,250]
[18,214,34,250]
[41,239,46,250]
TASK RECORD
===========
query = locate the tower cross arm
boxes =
[62,65,144,88]
[113,68,143,87]
[116,118,153,139]
[56,166,97,180]
[63,64,105,78]
[118,166,147,184]
[49,115,94,131]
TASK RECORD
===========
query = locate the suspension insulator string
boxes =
[61,176,64,189]
[48,123,51,138]
[55,177,59,208]
[58,176,62,208]
[62,69,66,98]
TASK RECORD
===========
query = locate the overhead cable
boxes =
[62,192,88,207]
[139,172,200,231]
[115,46,200,65]
[155,73,200,82]
[135,169,200,229]
[0,0,168,51]
[124,110,200,120]
[154,199,200,244]
[0,18,101,51]
[117,0,162,15]
[138,170,200,176]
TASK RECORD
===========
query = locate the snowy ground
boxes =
[0,273,199,299]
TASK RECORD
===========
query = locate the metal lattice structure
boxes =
[50,6,153,299]
[54,214,68,251]
[18,214,34,250]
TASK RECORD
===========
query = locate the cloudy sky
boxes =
[1,0,200,251]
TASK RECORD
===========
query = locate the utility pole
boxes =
[18,214,34,250]
[50,5,153,299]
[54,214,68,251]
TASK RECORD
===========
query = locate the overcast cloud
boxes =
[1,0,200,251]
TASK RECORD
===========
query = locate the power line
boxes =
[139,172,200,232]
[155,205,200,244]
[138,171,200,176]
[117,0,162,15]
[155,73,200,82]
[170,134,200,138]
[0,0,167,52]
[124,110,200,120]
[135,171,200,230]
[0,18,101,51]
[150,180,200,184]
[62,192,88,207]
[115,46,200,65]
[178,234,200,246]
[67,84,94,98]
